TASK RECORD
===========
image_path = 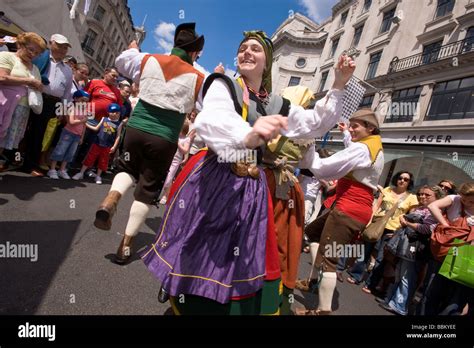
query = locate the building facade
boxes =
[272,0,474,186]
[1,0,85,61]
[67,0,145,79]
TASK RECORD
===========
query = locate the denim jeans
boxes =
[347,241,375,283]
[50,128,81,163]
[365,230,393,289]
[385,259,419,315]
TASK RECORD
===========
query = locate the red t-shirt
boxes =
[85,80,122,121]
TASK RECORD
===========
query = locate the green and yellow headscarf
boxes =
[238,30,274,93]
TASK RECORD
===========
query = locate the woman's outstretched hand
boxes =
[244,115,288,149]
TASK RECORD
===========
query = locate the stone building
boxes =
[67,0,145,78]
[272,0,474,185]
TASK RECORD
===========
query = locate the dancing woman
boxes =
[142,30,355,315]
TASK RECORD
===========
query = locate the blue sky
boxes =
[128,0,338,75]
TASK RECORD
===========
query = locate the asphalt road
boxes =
[0,169,390,315]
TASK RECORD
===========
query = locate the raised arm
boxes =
[300,143,372,181]
[115,41,148,84]
[428,196,454,227]
[282,55,355,139]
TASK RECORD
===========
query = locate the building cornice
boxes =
[273,30,327,50]
[379,0,400,13]
[272,12,320,38]
[332,0,354,16]
[417,18,457,43]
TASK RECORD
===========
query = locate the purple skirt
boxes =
[141,154,268,304]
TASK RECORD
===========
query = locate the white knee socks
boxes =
[318,272,337,312]
[110,172,134,195]
[310,242,319,265]
[124,200,151,237]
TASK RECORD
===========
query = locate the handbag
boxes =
[362,193,410,243]
[28,88,43,114]
[438,239,474,288]
[430,214,474,262]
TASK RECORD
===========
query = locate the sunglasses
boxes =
[398,177,410,182]
[439,184,452,190]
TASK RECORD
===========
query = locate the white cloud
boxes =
[224,68,238,78]
[193,62,211,78]
[154,21,176,52]
[298,0,338,23]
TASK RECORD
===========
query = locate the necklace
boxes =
[247,86,269,105]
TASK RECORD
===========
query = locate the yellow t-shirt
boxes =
[375,186,418,231]
[0,52,41,106]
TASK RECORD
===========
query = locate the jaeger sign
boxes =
[317,130,473,146]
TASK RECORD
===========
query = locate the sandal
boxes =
[295,279,310,291]
[361,286,372,294]
[347,277,358,285]
[295,308,331,316]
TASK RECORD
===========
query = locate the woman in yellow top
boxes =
[361,171,418,295]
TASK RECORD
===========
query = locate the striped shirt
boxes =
[43,56,73,102]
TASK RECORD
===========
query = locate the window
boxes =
[462,26,474,53]
[81,29,97,56]
[422,40,443,64]
[427,76,474,120]
[340,11,348,27]
[385,87,422,122]
[288,76,301,87]
[363,0,372,12]
[102,48,110,69]
[93,5,106,21]
[96,42,106,64]
[366,51,382,79]
[353,25,364,46]
[296,57,306,68]
[435,0,455,18]
[380,8,395,33]
[330,37,340,58]
[359,94,374,109]
[318,71,329,93]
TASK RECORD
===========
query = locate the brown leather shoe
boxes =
[114,235,134,265]
[94,190,122,230]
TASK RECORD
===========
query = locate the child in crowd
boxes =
[159,119,195,204]
[72,103,123,184]
[48,90,90,179]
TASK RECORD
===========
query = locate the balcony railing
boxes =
[388,38,474,74]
